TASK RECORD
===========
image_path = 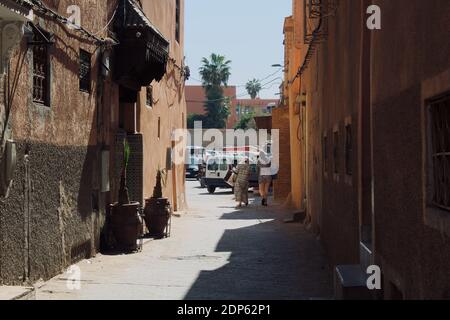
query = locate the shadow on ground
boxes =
[184,206,333,300]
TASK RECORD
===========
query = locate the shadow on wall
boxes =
[183,208,333,300]
[0,6,107,285]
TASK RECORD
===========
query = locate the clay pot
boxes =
[144,197,171,239]
[110,202,142,252]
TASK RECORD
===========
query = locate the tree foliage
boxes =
[187,113,205,129]
[234,112,256,130]
[245,79,262,99]
[199,53,232,129]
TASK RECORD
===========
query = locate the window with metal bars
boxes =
[146,85,153,107]
[323,134,328,175]
[429,93,450,212]
[158,117,161,139]
[333,129,339,175]
[175,0,180,42]
[79,49,91,93]
[345,124,353,176]
[32,28,50,105]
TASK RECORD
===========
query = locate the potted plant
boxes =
[110,139,142,252]
[144,168,172,239]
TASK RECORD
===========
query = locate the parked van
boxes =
[204,153,259,194]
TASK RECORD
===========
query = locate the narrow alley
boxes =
[35,181,332,300]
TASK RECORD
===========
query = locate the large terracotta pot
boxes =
[110,202,142,252]
[144,198,171,239]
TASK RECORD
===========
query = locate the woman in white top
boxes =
[257,151,272,206]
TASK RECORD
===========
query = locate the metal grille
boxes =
[303,0,339,44]
[429,94,450,211]
[323,135,328,174]
[146,85,153,107]
[32,32,49,105]
[333,130,339,174]
[345,124,352,176]
[79,49,91,92]
[127,134,144,206]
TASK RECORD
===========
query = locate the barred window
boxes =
[146,85,153,107]
[32,28,50,105]
[323,134,328,174]
[333,130,339,174]
[429,94,450,211]
[158,117,161,139]
[79,49,91,93]
[345,124,353,176]
[175,0,180,42]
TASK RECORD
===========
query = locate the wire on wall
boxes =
[27,0,114,46]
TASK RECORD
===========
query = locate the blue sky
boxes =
[184,0,292,99]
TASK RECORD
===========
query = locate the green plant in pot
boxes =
[110,139,142,252]
[144,168,172,239]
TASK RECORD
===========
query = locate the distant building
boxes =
[186,85,278,128]
[186,85,236,116]
[233,99,279,128]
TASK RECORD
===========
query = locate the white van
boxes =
[203,153,259,194]
[203,154,235,194]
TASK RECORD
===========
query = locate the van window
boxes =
[208,161,219,171]
[220,160,228,171]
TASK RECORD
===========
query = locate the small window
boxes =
[428,93,450,212]
[345,124,353,176]
[32,27,50,105]
[220,160,228,171]
[208,161,218,171]
[333,130,339,174]
[158,117,161,139]
[175,0,180,42]
[146,85,153,107]
[79,49,91,93]
[323,134,328,174]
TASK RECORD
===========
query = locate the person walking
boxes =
[233,157,251,208]
[258,150,272,207]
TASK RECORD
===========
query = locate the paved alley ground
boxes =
[36,181,333,300]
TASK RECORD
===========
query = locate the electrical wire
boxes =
[28,0,110,45]
[185,84,281,104]
[188,67,283,88]
[186,74,283,104]
[92,6,118,37]
[288,17,323,85]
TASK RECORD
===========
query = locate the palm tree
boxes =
[199,53,232,90]
[245,79,262,99]
[199,54,232,128]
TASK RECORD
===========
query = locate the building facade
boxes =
[233,98,278,128]
[185,85,237,128]
[0,0,186,285]
[281,0,450,299]
[186,85,278,129]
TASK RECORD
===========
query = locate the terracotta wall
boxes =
[370,0,450,299]
[271,106,291,201]
[185,85,237,128]
[0,0,116,284]
[285,0,450,299]
[284,15,305,211]
[138,0,187,211]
